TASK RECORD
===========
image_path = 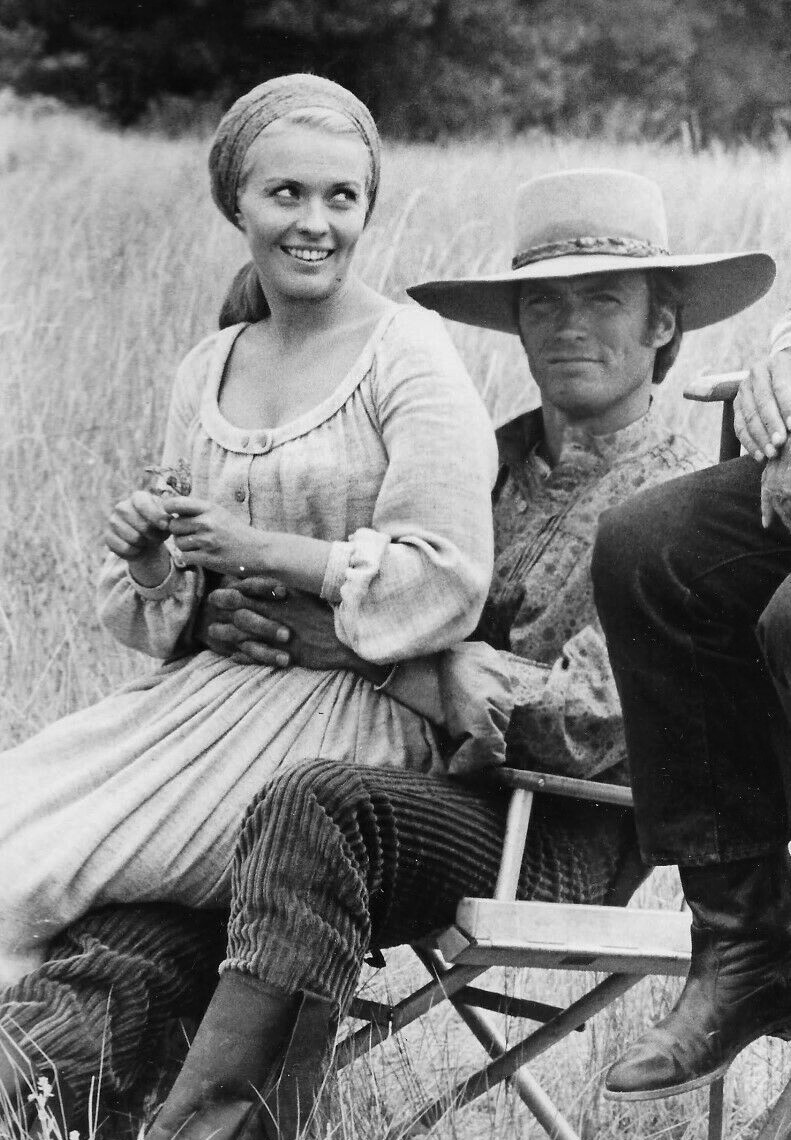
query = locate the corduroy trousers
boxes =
[0,762,636,1123]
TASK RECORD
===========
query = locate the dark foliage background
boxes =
[3,0,791,142]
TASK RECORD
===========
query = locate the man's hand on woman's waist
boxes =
[196,575,446,722]
[197,575,387,683]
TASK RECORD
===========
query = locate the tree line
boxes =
[2,0,791,144]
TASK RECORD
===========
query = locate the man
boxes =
[0,170,774,1136]
[591,338,791,1100]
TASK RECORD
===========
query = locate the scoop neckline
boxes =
[200,304,406,455]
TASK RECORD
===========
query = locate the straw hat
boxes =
[407,169,775,333]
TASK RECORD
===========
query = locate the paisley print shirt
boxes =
[476,406,708,780]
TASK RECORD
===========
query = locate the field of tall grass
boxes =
[2,95,791,1138]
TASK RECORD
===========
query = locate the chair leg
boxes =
[334,962,486,1070]
[449,1000,582,1140]
[412,946,581,1138]
[402,951,638,1139]
[707,1077,724,1140]
[445,972,639,1112]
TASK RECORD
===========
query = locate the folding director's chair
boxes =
[335,374,791,1140]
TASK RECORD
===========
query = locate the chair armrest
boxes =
[475,769,633,903]
[480,766,633,807]
[683,370,747,403]
[683,371,744,461]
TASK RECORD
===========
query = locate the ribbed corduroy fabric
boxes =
[0,765,634,1114]
[223,761,636,1015]
[0,905,226,1120]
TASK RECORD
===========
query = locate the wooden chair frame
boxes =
[335,375,790,1140]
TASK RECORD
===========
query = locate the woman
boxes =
[0,74,508,1124]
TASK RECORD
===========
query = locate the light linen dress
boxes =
[0,305,498,964]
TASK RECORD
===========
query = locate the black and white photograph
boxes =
[3,3,791,1138]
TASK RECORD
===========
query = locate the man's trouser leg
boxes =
[758,572,791,733]
[592,456,791,1098]
[0,904,226,1127]
[224,760,636,1013]
[592,455,791,866]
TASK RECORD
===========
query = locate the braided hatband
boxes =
[512,235,670,270]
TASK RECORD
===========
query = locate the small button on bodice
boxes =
[234,488,246,503]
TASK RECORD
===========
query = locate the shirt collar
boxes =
[496,404,665,474]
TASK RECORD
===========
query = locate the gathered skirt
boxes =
[0,650,440,960]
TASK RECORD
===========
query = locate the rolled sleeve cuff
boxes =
[320,540,352,605]
[125,557,179,601]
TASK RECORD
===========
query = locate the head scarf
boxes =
[209,73,381,227]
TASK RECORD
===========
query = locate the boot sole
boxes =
[603,1014,791,1102]
[602,1060,731,1102]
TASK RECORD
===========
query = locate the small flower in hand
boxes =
[145,459,192,498]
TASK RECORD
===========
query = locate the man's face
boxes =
[517,271,674,426]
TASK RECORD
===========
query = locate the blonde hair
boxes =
[237,106,377,208]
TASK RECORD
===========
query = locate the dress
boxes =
[0,304,498,964]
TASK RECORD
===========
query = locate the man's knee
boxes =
[593,468,724,630]
[249,761,369,827]
[758,576,791,688]
[237,761,380,879]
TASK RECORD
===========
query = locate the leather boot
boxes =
[145,971,337,1140]
[605,851,791,1099]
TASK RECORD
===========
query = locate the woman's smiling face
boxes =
[235,121,371,308]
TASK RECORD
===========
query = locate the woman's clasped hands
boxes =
[105,490,269,578]
[163,495,268,575]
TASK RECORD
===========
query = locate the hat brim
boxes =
[406,251,776,334]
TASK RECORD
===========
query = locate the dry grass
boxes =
[2,99,791,1137]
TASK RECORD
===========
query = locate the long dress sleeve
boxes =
[95,339,210,659]
[320,309,498,664]
[502,621,626,779]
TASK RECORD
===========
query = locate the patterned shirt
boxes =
[476,406,708,780]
